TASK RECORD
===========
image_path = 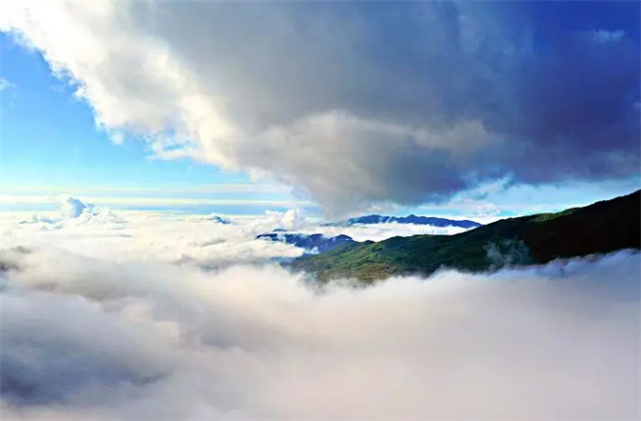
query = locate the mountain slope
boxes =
[322,214,480,228]
[293,190,640,282]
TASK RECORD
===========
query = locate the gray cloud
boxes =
[1,2,638,212]
[0,247,639,419]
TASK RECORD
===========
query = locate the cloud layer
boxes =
[1,247,639,419]
[2,2,638,212]
[2,197,639,418]
[2,198,471,268]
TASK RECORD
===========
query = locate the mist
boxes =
[1,246,638,419]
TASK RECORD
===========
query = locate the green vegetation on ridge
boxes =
[293,190,641,283]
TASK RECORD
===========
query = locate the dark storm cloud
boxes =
[1,1,639,212]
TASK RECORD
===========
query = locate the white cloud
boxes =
[0,183,293,195]
[1,202,308,268]
[308,222,469,242]
[1,246,638,419]
[1,198,478,267]
[16,196,123,226]
[1,196,639,418]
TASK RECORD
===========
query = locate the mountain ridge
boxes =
[322,214,481,229]
[293,190,641,282]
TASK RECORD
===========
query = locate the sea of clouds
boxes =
[1,198,639,419]
[1,197,469,267]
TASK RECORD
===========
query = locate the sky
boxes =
[0,3,640,419]
[0,1,639,220]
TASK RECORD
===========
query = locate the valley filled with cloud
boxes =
[1,199,639,419]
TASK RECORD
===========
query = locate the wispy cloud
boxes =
[0,194,310,208]
[0,77,15,91]
[0,183,305,212]
[0,183,293,195]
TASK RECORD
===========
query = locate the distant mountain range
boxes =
[293,190,641,283]
[257,214,482,253]
[257,232,356,254]
[322,214,481,229]
[207,215,233,225]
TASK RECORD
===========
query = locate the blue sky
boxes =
[0,2,639,220]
